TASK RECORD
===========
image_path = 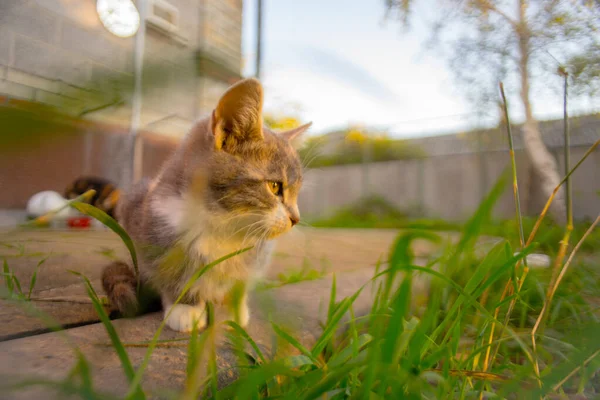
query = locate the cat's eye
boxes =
[268,181,283,197]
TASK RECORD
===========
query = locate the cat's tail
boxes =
[102,261,138,316]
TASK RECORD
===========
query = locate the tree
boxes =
[385,0,600,222]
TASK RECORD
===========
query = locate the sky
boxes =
[240,0,599,138]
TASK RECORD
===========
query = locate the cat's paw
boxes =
[164,304,207,332]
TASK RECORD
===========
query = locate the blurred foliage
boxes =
[0,102,82,152]
[265,116,425,168]
[264,114,302,131]
[5,175,600,398]
[570,42,600,96]
[384,0,600,117]
[312,195,600,254]
[299,127,425,168]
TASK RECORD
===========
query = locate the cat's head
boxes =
[193,78,311,241]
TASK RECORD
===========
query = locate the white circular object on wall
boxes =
[97,0,140,38]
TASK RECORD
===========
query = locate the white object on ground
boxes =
[26,191,75,219]
[514,252,552,269]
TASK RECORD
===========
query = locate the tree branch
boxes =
[471,0,518,29]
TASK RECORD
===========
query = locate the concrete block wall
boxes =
[201,0,243,72]
[298,145,600,222]
[0,0,128,113]
[0,0,243,138]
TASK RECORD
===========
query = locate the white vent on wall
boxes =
[146,0,180,36]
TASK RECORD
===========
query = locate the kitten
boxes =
[102,78,311,332]
[64,176,121,218]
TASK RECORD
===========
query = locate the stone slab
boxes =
[0,229,129,293]
[0,268,391,399]
[0,227,441,343]
[0,279,104,342]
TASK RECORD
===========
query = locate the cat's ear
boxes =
[211,78,264,151]
[280,122,312,149]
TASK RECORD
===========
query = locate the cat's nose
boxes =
[289,215,300,226]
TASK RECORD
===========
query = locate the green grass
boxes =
[311,195,600,254]
[1,175,599,399]
[2,118,600,398]
[258,257,329,290]
[2,255,49,301]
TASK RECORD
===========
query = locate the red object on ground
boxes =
[67,216,92,228]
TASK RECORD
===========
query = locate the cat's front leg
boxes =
[225,287,250,328]
[162,297,207,332]
[236,292,250,327]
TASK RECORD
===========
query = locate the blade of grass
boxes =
[69,271,145,400]
[531,214,599,342]
[327,334,372,368]
[302,363,362,399]
[384,230,440,301]
[531,75,574,350]
[374,265,536,363]
[525,137,598,247]
[427,243,536,351]
[0,377,119,400]
[3,259,14,295]
[217,361,300,400]
[225,321,267,365]
[70,202,140,291]
[381,277,412,365]
[19,189,96,228]
[11,273,23,297]
[28,255,50,300]
[485,84,598,376]
[499,82,528,262]
[207,303,218,400]
[271,322,320,367]
[446,170,508,273]
[311,288,364,358]
[561,68,572,227]
[552,349,600,393]
[328,273,337,323]
[435,241,511,347]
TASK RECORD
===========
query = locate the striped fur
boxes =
[102,78,311,331]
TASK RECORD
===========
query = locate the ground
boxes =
[0,226,444,399]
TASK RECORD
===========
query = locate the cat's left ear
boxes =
[280,122,312,149]
[212,78,264,151]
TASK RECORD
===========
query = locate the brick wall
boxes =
[0,100,177,208]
